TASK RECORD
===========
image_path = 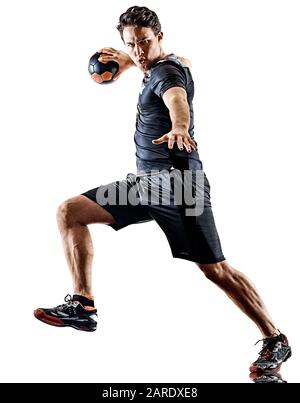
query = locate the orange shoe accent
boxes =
[83,306,97,311]
[249,365,281,374]
[34,309,65,327]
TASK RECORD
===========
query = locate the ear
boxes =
[157,31,164,41]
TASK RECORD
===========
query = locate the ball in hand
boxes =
[88,52,119,84]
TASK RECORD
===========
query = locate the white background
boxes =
[1,0,299,383]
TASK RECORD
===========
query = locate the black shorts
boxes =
[81,169,225,264]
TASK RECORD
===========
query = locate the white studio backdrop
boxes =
[0,0,299,383]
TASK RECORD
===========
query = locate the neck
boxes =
[156,49,168,63]
[145,50,171,74]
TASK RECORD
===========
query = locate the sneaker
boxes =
[34,294,97,332]
[249,371,287,383]
[249,332,292,372]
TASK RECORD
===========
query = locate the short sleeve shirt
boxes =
[134,54,202,173]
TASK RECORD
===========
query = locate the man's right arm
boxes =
[98,47,135,80]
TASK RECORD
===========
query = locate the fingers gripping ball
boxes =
[88,52,119,84]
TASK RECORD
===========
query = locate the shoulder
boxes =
[176,56,192,69]
[151,60,185,80]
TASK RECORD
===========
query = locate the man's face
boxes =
[122,26,163,72]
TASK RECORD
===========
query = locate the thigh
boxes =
[81,174,153,230]
[144,170,225,264]
[60,195,117,226]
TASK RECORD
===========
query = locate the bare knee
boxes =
[56,195,116,228]
[197,260,231,283]
[56,198,78,229]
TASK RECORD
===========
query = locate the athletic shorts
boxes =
[81,169,225,264]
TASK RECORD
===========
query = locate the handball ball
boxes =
[88,52,119,84]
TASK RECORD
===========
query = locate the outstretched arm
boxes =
[152,87,197,153]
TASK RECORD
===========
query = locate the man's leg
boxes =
[56,195,116,298]
[34,195,116,331]
[196,260,278,338]
[197,260,292,371]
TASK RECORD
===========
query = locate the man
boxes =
[34,6,291,373]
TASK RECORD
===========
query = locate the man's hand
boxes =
[98,47,135,81]
[152,87,197,153]
[152,128,197,153]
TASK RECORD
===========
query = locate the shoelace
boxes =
[56,294,74,310]
[255,333,282,359]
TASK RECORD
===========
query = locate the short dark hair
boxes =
[117,6,162,41]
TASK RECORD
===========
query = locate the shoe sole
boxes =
[34,309,97,332]
[249,349,292,373]
[249,371,287,383]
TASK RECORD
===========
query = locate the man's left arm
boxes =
[152,87,197,153]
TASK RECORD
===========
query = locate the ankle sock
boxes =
[73,294,95,308]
